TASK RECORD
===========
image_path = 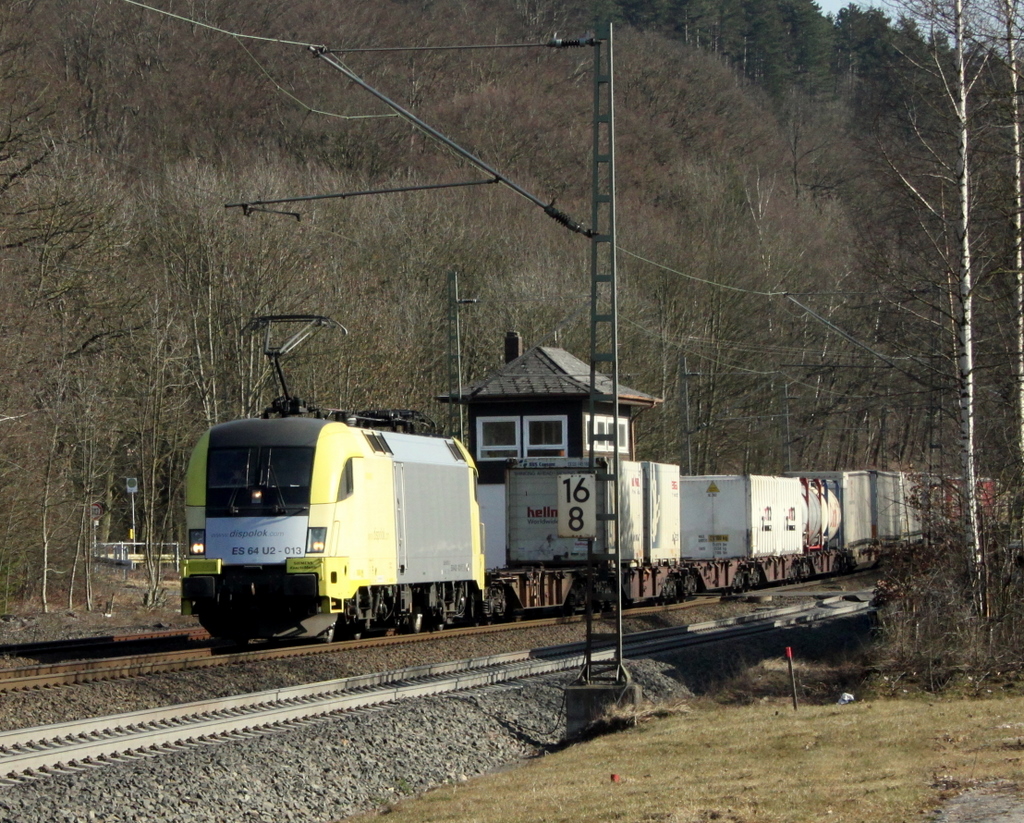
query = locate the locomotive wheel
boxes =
[408,609,425,634]
[334,617,364,641]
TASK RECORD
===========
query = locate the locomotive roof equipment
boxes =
[246,314,346,418]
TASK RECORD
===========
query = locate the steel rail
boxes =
[0,627,210,659]
[0,597,874,784]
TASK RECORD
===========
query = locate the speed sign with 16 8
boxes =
[557,473,596,538]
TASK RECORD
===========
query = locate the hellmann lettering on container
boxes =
[526,506,557,524]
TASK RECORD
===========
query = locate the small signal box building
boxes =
[445,331,661,566]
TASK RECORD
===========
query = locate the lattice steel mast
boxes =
[579,22,627,687]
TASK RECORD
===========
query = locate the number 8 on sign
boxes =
[557,473,596,538]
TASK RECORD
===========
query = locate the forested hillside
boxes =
[0,0,1020,622]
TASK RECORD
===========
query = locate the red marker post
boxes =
[786,646,798,711]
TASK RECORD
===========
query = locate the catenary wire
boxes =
[114,0,942,393]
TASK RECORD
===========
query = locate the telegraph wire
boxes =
[322,43,557,53]
[621,316,877,400]
[619,246,881,299]
[116,0,946,401]
[618,247,785,296]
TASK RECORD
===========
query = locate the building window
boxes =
[477,417,519,460]
[583,414,630,454]
[524,416,567,457]
[475,415,568,461]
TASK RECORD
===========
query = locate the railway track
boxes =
[0,626,211,661]
[0,598,721,692]
[0,594,873,785]
[0,573,877,693]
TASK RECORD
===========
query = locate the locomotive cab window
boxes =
[264,447,313,488]
[206,446,314,513]
[208,448,253,488]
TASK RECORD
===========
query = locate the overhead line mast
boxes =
[579,21,627,689]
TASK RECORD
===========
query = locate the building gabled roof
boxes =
[449,346,661,407]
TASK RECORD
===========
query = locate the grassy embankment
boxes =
[350,662,1024,823]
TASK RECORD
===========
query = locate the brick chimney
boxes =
[504,331,523,363]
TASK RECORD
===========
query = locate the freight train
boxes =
[179,411,924,642]
[489,461,921,615]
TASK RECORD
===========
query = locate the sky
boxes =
[816,0,883,17]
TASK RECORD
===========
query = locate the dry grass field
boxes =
[350,675,1024,823]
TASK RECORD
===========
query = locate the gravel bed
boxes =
[0,657,687,823]
[0,590,872,823]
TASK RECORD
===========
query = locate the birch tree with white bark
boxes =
[886,0,987,614]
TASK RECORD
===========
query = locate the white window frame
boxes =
[583,413,630,455]
[523,415,568,458]
[476,416,521,461]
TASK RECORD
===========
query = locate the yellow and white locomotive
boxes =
[181,415,485,642]
[180,317,485,642]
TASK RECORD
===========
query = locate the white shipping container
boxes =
[872,471,902,542]
[642,462,681,563]
[679,475,804,559]
[876,471,924,543]
[505,459,645,564]
[618,461,645,562]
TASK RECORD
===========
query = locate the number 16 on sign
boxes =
[558,473,596,538]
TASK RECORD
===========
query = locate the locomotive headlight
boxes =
[306,527,327,554]
[189,529,206,556]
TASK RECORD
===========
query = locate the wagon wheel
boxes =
[656,580,676,605]
[562,590,579,616]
